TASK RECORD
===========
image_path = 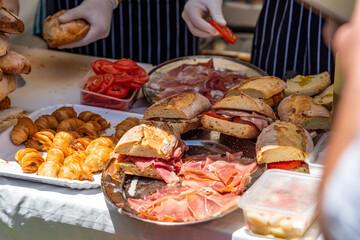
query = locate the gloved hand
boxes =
[182,0,226,38]
[57,0,118,49]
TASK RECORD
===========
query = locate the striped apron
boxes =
[251,0,335,80]
[33,0,199,65]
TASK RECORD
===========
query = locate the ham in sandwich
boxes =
[113,121,188,185]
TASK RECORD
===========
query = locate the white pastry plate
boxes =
[0,104,143,189]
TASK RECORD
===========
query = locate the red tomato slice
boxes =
[232,116,257,128]
[203,112,231,121]
[91,60,112,74]
[122,81,143,89]
[84,75,103,92]
[97,74,114,93]
[105,85,130,98]
[99,62,123,74]
[267,160,303,170]
[113,72,134,83]
[114,59,138,70]
[208,20,237,44]
[127,66,148,77]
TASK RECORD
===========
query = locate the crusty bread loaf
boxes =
[213,94,277,120]
[314,84,333,110]
[0,51,31,74]
[278,95,332,130]
[140,116,201,135]
[114,122,180,160]
[0,7,24,34]
[285,72,331,96]
[201,113,260,139]
[256,121,314,164]
[0,74,16,102]
[114,161,162,180]
[43,10,90,48]
[0,107,28,133]
[225,76,286,107]
[0,32,10,57]
[143,92,211,120]
[0,96,10,110]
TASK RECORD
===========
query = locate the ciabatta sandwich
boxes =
[114,122,188,184]
[314,84,333,110]
[142,92,211,134]
[225,76,286,107]
[256,121,314,173]
[201,94,277,139]
[277,95,332,132]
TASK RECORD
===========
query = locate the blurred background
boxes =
[12,0,263,62]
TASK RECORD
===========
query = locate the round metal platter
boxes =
[142,55,268,104]
[101,127,263,226]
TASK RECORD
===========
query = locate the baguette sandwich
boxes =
[113,121,188,184]
[277,95,332,133]
[256,121,314,173]
[201,94,277,139]
[142,92,211,134]
[225,76,286,107]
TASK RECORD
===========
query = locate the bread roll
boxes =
[0,7,24,34]
[0,74,16,102]
[0,32,10,57]
[43,10,90,48]
[285,72,331,97]
[0,51,31,74]
[0,107,28,133]
[314,84,333,110]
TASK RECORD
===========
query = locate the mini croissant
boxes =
[11,117,38,145]
[76,121,102,138]
[15,148,45,173]
[25,129,56,151]
[58,161,92,181]
[51,106,77,122]
[45,148,65,165]
[37,161,61,178]
[35,115,59,131]
[70,136,93,151]
[85,146,113,172]
[86,136,116,154]
[57,118,85,132]
[78,111,110,130]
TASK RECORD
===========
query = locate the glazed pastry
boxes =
[11,117,38,145]
[58,161,92,180]
[37,161,61,178]
[78,111,110,130]
[86,136,116,154]
[114,117,140,140]
[45,148,65,165]
[35,114,59,131]
[70,136,93,151]
[51,106,77,122]
[15,148,45,173]
[76,121,102,138]
[25,129,56,151]
[57,118,85,132]
[85,146,113,172]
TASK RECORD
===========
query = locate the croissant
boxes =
[76,121,102,138]
[45,148,65,165]
[70,136,93,151]
[52,131,77,157]
[85,146,113,172]
[37,161,61,178]
[11,117,38,145]
[51,106,77,122]
[57,118,85,132]
[15,148,45,173]
[78,111,110,130]
[86,136,116,154]
[114,117,140,140]
[58,161,92,180]
[63,150,87,166]
[25,129,56,151]
[35,115,59,131]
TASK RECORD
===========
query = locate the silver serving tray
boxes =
[142,55,268,104]
[101,127,263,226]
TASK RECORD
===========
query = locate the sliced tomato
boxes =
[91,59,112,74]
[267,160,303,170]
[127,66,148,77]
[84,75,103,92]
[203,112,231,121]
[232,116,257,128]
[97,74,114,93]
[122,81,143,89]
[208,20,237,44]
[113,72,134,83]
[99,62,123,74]
[104,84,130,99]
[114,59,138,70]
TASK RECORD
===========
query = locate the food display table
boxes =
[0,46,323,240]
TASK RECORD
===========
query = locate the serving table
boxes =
[0,46,322,240]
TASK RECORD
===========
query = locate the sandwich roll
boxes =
[0,74,16,102]
[0,7,24,34]
[314,84,333,110]
[0,32,10,57]
[0,51,31,74]
[225,76,286,107]
[201,94,276,139]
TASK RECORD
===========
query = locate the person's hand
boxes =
[182,0,226,38]
[57,0,118,49]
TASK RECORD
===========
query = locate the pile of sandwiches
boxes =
[0,6,31,133]
[112,71,333,183]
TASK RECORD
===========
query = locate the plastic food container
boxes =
[238,169,320,239]
[79,69,139,111]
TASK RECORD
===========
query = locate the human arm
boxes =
[182,0,226,38]
[56,0,120,49]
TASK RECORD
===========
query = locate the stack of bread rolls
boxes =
[0,6,31,133]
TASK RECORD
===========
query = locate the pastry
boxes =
[85,146,113,172]
[15,148,45,173]
[51,106,77,122]
[37,161,61,178]
[25,129,56,152]
[114,117,140,140]
[45,148,65,165]
[76,121,102,138]
[11,117,38,145]
[86,136,116,154]
[78,111,110,130]
[70,136,93,151]
[56,118,85,132]
[35,114,59,131]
